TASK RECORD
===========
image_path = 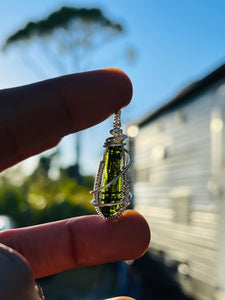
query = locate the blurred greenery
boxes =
[0,153,95,228]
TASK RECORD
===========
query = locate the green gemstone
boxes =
[100,146,123,218]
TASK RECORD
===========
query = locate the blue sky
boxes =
[1,0,225,174]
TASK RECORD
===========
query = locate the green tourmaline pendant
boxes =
[90,110,133,219]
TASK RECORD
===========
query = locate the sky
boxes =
[1,0,225,175]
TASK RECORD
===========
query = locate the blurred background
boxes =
[1,1,225,299]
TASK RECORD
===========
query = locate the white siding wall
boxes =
[134,88,218,300]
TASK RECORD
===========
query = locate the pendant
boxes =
[90,110,133,219]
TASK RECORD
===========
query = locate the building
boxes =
[132,64,225,300]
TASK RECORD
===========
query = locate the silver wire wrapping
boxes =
[90,110,133,218]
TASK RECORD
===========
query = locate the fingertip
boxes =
[103,68,133,108]
[0,243,33,282]
[54,68,133,131]
[70,210,150,267]
[116,210,151,259]
[0,244,40,299]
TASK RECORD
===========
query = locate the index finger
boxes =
[0,68,132,171]
[0,210,150,279]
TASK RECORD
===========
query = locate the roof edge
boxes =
[137,63,225,127]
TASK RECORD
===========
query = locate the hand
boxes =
[0,68,150,300]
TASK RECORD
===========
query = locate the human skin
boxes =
[0,68,150,299]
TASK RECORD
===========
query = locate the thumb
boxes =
[0,243,43,300]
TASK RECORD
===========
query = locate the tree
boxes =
[2,6,123,76]
[2,6,124,175]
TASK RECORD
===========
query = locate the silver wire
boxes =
[90,110,133,218]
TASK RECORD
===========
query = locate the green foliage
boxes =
[0,157,95,228]
[0,181,30,227]
[2,6,123,50]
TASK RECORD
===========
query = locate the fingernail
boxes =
[35,283,45,300]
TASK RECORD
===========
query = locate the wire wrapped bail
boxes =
[90,110,133,218]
